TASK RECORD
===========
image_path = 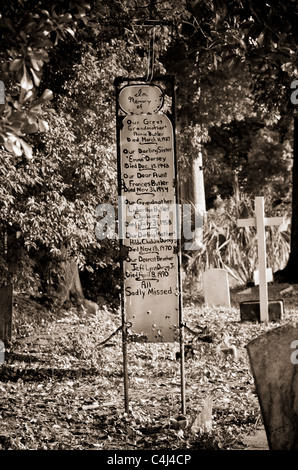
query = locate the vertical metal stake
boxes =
[115,81,130,413]
[121,295,130,413]
[180,323,186,414]
[172,75,186,416]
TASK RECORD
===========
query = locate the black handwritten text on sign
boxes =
[119,84,179,342]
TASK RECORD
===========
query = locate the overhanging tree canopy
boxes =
[0,0,297,296]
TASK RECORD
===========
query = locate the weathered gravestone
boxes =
[203,268,230,308]
[0,283,13,347]
[247,324,298,450]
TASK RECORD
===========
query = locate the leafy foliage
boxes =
[0,1,94,290]
[183,195,290,284]
[204,121,293,206]
[0,1,91,158]
[0,0,297,292]
[0,0,298,453]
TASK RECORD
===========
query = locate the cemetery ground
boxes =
[0,283,297,451]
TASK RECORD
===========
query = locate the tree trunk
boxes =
[58,258,84,306]
[190,147,206,249]
[275,115,298,283]
[181,147,206,250]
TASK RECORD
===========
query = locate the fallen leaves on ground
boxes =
[0,286,297,450]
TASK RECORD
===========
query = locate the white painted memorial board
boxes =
[118,84,180,342]
[203,269,230,308]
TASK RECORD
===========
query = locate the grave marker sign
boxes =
[237,197,283,322]
[117,80,181,342]
[115,76,185,413]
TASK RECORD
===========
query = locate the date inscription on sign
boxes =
[119,84,180,342]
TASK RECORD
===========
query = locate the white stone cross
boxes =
[237,197,284,322]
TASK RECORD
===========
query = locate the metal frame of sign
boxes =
[114,75,185,414]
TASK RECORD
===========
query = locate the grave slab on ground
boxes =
[240,299,283,322]
[203,268,230,308]
[247,323,298,450]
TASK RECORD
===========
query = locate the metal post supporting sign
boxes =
[115,75,185,413]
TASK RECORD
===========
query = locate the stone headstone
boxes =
[0,283,13,347]
[247,324,298,450]
[203,269,230,308]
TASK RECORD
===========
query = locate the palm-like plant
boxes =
[183,194,290,285]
